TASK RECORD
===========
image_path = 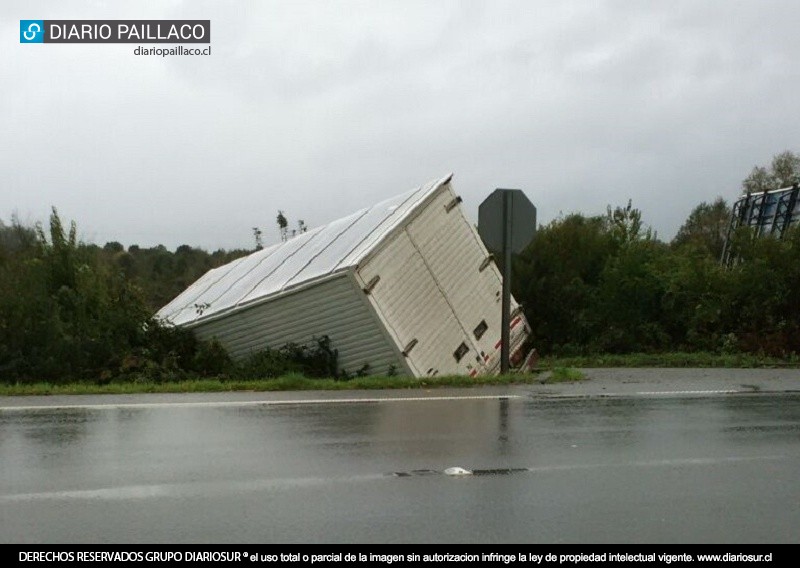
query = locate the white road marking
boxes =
[0,475,385,502]
[0,394,522,413]
[525,455,786,472]
[635,390,741,395]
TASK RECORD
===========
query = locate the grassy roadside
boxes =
[0,371,563,397]
[5,351,794,396]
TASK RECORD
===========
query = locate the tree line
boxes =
[1,151,798,383]
[514,199,799,357]
[0,213,341,384]
[515,150,800,357]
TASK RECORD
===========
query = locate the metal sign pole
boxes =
[501,191,512,374]
[479,187,536,375]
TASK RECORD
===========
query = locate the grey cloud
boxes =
[3,1,800,250]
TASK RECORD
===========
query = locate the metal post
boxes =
[501,191,512,374]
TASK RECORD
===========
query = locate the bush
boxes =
[0,210,239,384]
[233,336,339,379]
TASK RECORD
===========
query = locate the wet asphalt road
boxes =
[1,370,799,544]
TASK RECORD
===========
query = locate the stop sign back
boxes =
[478,189,537,254]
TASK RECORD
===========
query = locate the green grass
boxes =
[542,351,800,368]
[0,370,549,397]
[548,367,586,382]
[7,350,788,396]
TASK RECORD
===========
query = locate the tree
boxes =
[606,199,652,246]
[277,211,288,242]
[771,151,800,188]
[718,226,800,355]
[587,239,670,353]
[672,198,731,260]
[655,246,729,350]
[741,150,799,193]
[0,209,254,383]
[0,208,149,381]
[742,166,775,194]
[513,214,615,354]
[0,215,37,257]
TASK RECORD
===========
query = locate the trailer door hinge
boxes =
[362,275,380,294]
[402,338,418,357]
[444,196,463,213]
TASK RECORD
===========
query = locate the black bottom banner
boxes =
[5,546,780,567]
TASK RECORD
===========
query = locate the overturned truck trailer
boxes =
[156,175,531,377]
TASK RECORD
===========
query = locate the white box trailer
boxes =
[156,175,531,377]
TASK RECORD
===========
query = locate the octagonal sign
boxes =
[478,189,536,254]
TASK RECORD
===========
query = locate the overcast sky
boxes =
[4,1,799,251]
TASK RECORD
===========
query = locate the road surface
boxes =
[1,369,798,543]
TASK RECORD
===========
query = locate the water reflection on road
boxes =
[1,393,799,543]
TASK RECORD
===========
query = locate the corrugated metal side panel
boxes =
[406,184,529,373]
[191,274,402,376]
[356,229,474,377]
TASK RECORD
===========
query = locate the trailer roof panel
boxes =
[156,174,452,326]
